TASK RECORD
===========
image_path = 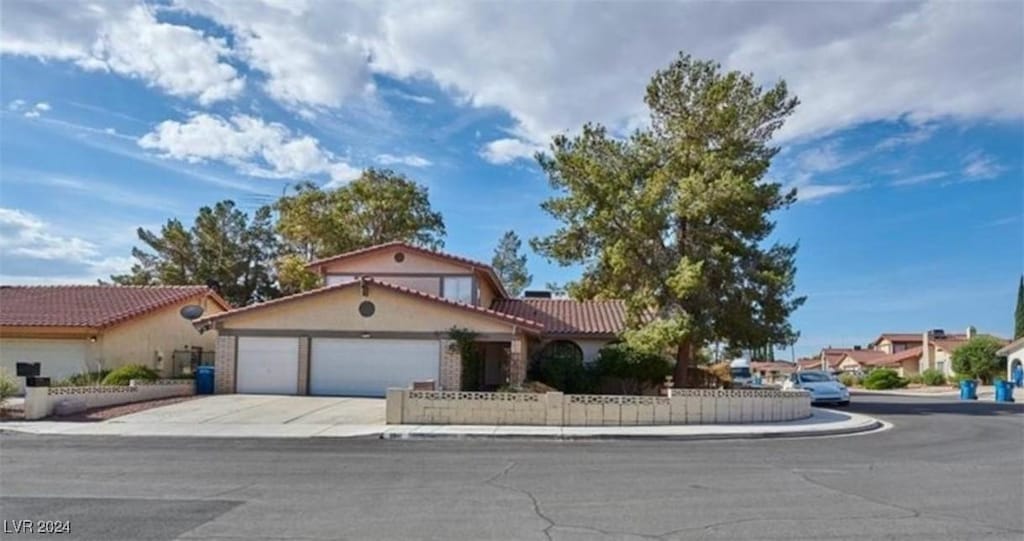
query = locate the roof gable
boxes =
[306,242,509,298]
[0,285,227,329]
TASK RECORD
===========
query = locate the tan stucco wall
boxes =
[97,295,225,376]
[320,247,470,275]
[478,279,497,308]
[219,285,516,334]
[837,357,862,372]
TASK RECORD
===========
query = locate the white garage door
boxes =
[236,337,299,395]
[0,339,89,393]
[310,338,439,397]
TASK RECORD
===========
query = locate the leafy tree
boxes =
[532,53,804,387]
[491,230,532,297]
[111,201,278,306]
[275,169,446,292]
[951,335,1005,383]
[1015,275,1023,339]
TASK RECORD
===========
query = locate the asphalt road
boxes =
[1,395,1021,541]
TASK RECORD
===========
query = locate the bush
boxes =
[0,369,18,413]
[535,354,595,394]
[951,336,1005,384]
[100,365,159,386]
[907,374,924,385]
[921,368,946,386]
[863,368,909,390]
[838,372,861,387]
[593,344,672,394]
[54,370,111,387]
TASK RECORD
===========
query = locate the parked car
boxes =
[783,370,850,406]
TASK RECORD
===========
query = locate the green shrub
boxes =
[951,336,1005,384]
[907,374,924,385]
[0,369,18,412]
[100,365,159,386]
[593,344,672,394]
[921,368,946,386]
[838,372,861,387]
[54,370,111,387]
[863,368,909,390]
[536,354,595,394]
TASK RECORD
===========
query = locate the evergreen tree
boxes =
[491,230,532,297]
[1015,275,1024,339]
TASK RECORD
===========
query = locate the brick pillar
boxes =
[439,339,462,391]
[214,335,236,394]
[509,334,527,386]
[297,337,310,395]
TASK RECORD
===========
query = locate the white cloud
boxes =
[480,138,544,164]
[20,101,51,118]
[138,113,361,183]
[34,102,51,111]
[889,171,949,187]
[7,99,27,111]
[961,150,1005,180]
[375,153,432,168]
[793,183,860,202]
[1,2,244,104]
[0,207,98,261]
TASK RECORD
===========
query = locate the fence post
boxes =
[386,388,405,424]
[23,386,51,420]
[544,392,564,426]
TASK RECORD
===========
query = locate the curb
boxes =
[380,416,884,442]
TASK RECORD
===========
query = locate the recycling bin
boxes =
[195,366,215,395]
[995,380,1015,403]
[958,379,977,400]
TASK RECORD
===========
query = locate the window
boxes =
[442,276,473,304]
[936,361,945,374]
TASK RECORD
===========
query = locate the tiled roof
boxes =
[997,336,1024,356]
[194,277,543,331]
[0,285,227,328]
[840,349,890,365]
[871,333,924,345]
[304,241,509,298]
[821,348,855,368]
[751,361,797,373]
[865,346,923,367]
[797,358,823,369]
[490,298,629,336]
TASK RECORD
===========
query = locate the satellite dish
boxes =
[180,304,205,321]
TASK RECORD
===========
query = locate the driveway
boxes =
[113,395,385,426]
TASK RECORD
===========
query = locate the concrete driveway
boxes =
[114,395,385,426]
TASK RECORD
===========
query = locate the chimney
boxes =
[523,290,553,299]
[853,345,862,350]
[921,331,932,371]
[966,326,976,339]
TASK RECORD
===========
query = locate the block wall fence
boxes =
[386,388,812,426]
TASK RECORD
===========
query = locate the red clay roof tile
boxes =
[490,298,628,336]
[0,285,226,329]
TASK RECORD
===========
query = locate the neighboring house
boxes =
[798,347,855,372]
[869,333,928,354]
[0,285,228,391]
[997,337,1024,382]
[751,361,796,384]
[194,242,628,397]
[861,346,925,377]
[835,349,890,373]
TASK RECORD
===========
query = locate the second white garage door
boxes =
[236,337,299,395]
[310,338,438,397]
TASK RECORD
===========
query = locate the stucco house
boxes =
[836,328,1006,378]
[194,242,627,397]
[997,337,1024,382]
[0,285,228,391]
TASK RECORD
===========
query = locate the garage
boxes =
[236,337,299,395]
[310,338,439,397]
[0,338,89,393]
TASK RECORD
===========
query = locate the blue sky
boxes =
[0,1,1021,357]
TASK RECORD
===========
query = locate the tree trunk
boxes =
[673,340,692,388]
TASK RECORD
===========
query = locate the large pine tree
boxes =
[491,230,532,297]
[532,53,804,387]
[1015,275,1024,339]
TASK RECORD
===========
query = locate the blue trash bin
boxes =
[959,379,977,400]
[995,380,1014,403]
[195,366,215,395]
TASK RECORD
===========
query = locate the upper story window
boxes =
[442,276,473,304]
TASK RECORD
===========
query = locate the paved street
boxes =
[1,395,1021,540]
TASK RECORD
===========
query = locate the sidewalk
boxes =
[0,408,882,441]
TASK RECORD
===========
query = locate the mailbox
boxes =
[25,376,51,387]
[16,362,41,377]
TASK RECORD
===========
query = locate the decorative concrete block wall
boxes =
[214,335,236,394]
[23,380,195,420]
[386,388,811,426]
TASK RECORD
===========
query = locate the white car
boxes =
[784,371,850,406]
